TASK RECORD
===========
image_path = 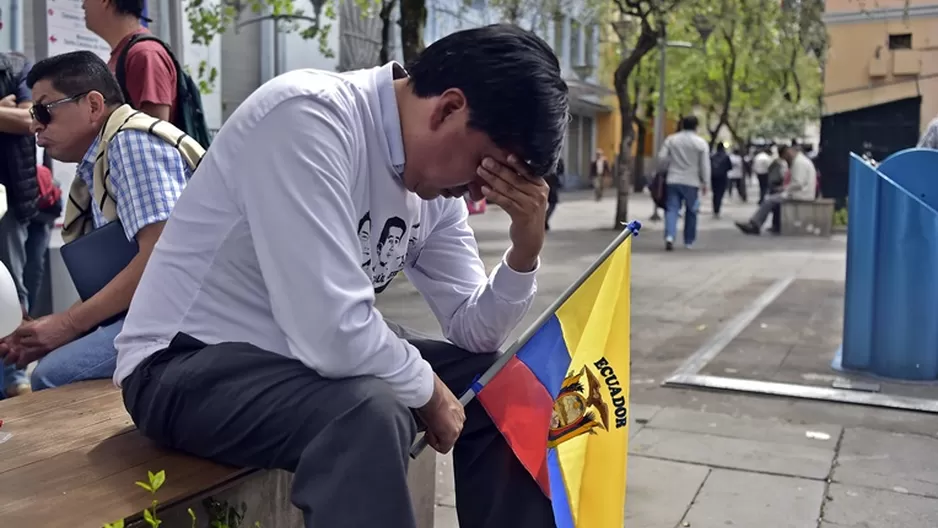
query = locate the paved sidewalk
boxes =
[375,187,938,528]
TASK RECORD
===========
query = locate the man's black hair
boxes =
[406,23,569,178]
[681,115,699,131]
[109,0,146,17]
[27,51,125,106]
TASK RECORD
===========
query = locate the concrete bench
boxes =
[0,380,436,528]
[780,198,835,237]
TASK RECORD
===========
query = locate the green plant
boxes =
[137,470,167,527]
[104,470,266,528]
[833,199,848,227]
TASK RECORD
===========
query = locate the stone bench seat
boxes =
[0,380,436,527]
[780,198,836,237]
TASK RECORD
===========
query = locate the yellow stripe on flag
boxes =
[553,236,632,526]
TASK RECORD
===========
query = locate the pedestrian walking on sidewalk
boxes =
[709,143,731,219]
[657,115,710,251]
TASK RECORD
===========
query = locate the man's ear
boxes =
[86,91,108,119]
[428,88,468,132]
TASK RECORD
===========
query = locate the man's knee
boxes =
[31,358,64,391]
[336,377,418,448]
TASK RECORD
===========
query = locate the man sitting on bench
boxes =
[0,51,198,389]
[736,144,817,235]
[114,24,568,528]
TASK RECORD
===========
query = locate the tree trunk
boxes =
[379,0,396,64]
[399,0,426,64]
[633,117,647,192]
[613,24,659,229]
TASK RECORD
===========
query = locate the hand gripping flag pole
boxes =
[410,220,642,459]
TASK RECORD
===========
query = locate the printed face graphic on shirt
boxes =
[377,218,406,267]
[373,216,408,294]
[357,213,371,269]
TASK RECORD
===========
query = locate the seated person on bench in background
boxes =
[736,144,817,236]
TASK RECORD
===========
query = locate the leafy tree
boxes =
[186,0,337,53]
[605,0,693,227]
[644,0,824,148]
[185,0,338,92]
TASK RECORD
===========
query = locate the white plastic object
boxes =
[0,263,22,337]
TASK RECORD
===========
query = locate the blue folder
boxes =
[60,220,139,302]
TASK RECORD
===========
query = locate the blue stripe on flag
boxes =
[547,448,575,527]
[515,315,573,400]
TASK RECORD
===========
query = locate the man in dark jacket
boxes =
[0,52,40,398]
[709,143,732,218]
[545,158,562,231]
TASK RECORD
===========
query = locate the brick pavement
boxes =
[375,187,938,528]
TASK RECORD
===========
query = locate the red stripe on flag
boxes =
[478,356,554,495]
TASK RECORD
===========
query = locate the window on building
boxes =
[570,20,582,65]
[567,115,582,182]
[888,33,912,50]
[580,115,594,178]
[553,14,565,55]
[584,25,595,66]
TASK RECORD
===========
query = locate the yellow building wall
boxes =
[824,5,938,134]
[594,97,680,161]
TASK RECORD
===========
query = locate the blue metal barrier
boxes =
[838,149,938,380]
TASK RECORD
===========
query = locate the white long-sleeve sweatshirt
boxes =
[113,63,538,408]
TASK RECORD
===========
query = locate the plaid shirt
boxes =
[77,130,192,241]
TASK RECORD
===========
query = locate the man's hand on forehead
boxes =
[475,155,548,271]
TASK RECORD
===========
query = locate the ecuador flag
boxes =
[476,222,636,527]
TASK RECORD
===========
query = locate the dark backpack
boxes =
[650,170,668,210]
[114,33,213,149]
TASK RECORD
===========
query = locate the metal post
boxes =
[167,0,185,55]
[10,0,22,51]
[653,21,666,158]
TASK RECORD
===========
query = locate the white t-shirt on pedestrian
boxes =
[752,152,772,175]
[728,154,743,179]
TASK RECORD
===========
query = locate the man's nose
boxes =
[29,120,43,136]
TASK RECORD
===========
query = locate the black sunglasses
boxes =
[30,91,90,126]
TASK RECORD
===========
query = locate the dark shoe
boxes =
[735,221,760,235]
[665,238,674,251]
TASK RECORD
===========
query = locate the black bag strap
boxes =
[114,34,187,115]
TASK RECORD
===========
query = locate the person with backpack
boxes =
[83,0,213,148]
[0,51,202,391]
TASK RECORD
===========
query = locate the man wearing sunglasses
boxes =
[0,51,196,391]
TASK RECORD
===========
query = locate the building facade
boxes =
[823,0,938,131]
[820,0,938,200]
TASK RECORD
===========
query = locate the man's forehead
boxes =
[31,80,64,103]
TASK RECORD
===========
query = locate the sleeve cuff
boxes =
[491,248,539,303]
[404,355,436,409]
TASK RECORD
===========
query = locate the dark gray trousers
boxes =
[122,332,556,528]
